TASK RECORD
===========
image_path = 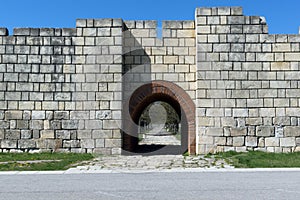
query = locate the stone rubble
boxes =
[72,155,233,171]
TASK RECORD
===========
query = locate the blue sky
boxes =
[0,0,299,34]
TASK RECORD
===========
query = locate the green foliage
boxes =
[217,151,300,168]
[0,153,94,171]
[183,151,189,156]
[139,101,180,126]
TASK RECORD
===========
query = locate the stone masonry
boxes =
[197,7,300,154]
[0,6,299,154]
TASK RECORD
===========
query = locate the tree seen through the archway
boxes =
[138,101,181,145]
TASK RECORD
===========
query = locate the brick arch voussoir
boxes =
[126,80,196,155]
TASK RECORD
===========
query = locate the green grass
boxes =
[0,153,94,171]
[183,151,189,156]
[216,151,300,168]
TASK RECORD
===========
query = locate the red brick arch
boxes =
[122,80,196,155]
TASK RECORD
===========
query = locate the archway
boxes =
[122,80,196,155]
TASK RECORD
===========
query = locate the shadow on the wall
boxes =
[121,23,190,156]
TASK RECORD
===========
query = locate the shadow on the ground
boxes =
[122,145,185,156]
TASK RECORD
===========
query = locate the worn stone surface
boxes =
[73,155,233,171]
[256,126,275,137]
[284,127,300,137]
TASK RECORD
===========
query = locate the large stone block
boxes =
[216,7,231,15]
[36,139,61,149]
[231,90,249,98]
[0,121,9,129]
[96,110,112,120]
[197,8,212,16]
[265,137,279,147]
[63,140,81,148]
[1,140,17,148]
[21,130,32,139]
[246,136,257,147]
[42,102,59,110]
[78,130,92,139]
[62,120,79,129]
[274,99,289,108]
[227,16,245,24]
[18,102,34,110]
[206,127,223,136]
[245,44,261,52]
[284,127,300,137]
[214,137,226,145]
[232,109,248,117]
[54,111,69,120]
[229,53,245,61]
[256,126,275,137]
[285,53,300,61]
[16,120,29,129]
[32,111,45,120]
[81,139,95,149]
[103,120,118,129]
[206,108,224,117]
[85,120,102,129]
[70,111,90,119]
[5,111,23,120]
[177,30,195,38]
[259,108,275,117]
[230,7,243,15]
[50,121,61,130]
[41,130,55,139]
[286,108,300,116]
[105,139,121,148]
[280,138,296,147]
[207,90,226,98]
[30,120,44,130]
[18,140,36,149]
[271,62,290,70]
[55,130,71,140]
[286,89,300,98]
[198,117,214,126]
[95,139,105,148]
[221,117,235,127]
[5,130,21,140]
[246,118,263,126]
[92,130,112,139]
[230,128,247,136]
[62,28,76,36]
[3,55,17,63]
[0,28,8,36]
[94,19,113,27]
[233,137,244,147]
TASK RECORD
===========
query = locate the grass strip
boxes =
[0,153,94,171]
[215,151,300,168]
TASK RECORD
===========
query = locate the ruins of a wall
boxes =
[0,6,299,154]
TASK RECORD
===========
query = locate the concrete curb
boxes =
[1,168,300,175]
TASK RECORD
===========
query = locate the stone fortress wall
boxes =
[0,6,299,154]
[0,18,196,154]
[0,20,123,154]
[197,7,300,153]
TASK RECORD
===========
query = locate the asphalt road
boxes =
[0,171,299,200]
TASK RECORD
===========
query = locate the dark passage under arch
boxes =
[122,81,196,155]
